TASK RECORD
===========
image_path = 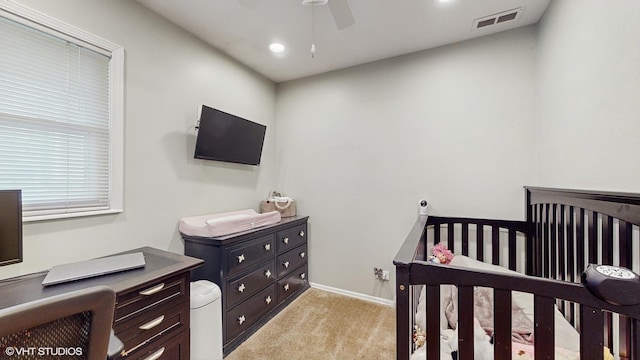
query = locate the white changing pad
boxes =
[179,209,281,237]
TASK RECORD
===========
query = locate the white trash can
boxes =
[190,280,223,360]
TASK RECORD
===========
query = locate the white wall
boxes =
[275,27,537,299]
[536,0,640,191]
[0,0,277,279]
[6,0,635,303]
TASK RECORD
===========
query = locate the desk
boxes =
[0,247,203,360]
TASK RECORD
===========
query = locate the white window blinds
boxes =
[0,14,111,216]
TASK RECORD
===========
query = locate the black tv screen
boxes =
[0,189,22,267]
[194,106,267,166]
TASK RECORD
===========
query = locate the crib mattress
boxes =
[179,209,281,237]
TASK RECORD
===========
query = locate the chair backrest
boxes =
[0,285,116,360]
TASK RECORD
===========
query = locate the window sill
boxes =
[23,209,123,223]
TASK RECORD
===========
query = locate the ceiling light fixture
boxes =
[310,6,317,58]
[302,0,328,5]
[269,43,285,53]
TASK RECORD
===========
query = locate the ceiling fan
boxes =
[239,0,355,30]
[302,0,355,29]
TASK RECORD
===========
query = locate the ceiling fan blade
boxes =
[328,0,355,29]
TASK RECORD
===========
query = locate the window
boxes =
[0,1,123,221]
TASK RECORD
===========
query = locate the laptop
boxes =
[42,252,146,286]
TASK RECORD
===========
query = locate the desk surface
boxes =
[0,247,203,310]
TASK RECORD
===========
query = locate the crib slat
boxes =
[491,226,500,265]
[619,220,633,269]
[566,206,576,326]
[457,286,474,359]
[477,225,484,262]
[576,208,585,274]
[602,215,614,265]
[588,211,598,264]
[426,285,440,359]
[621,316,631,360]
[543,204,550,278]
[558,205,566,282]
[494,289,512,359]
[602,215,615,350]
[567,206,576,283]
[580,305,604,359]
[462,222,469,256]
[551,204,558,280]
[448,222,455,253]
[620,221,634,359]
[508,229,517,271]
[534,296,555,360]
[631,319,640,360]
[532,203,542,276]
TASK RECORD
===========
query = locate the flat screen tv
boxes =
[194,105,267,166]
[0,189,22,267]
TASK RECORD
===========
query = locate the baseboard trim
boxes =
[310,282,395,307]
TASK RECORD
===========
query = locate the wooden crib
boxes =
[394,187,640,359]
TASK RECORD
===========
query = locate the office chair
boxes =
[0,285,122,360]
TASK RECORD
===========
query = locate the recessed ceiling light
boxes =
[269,43,285,53]
[439,0,451,2]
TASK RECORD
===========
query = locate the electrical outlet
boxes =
[374,268,390,281]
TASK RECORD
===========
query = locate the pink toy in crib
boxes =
[428,242,454,264]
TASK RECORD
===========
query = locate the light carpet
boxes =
[225,288,396,360]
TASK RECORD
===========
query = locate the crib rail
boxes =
[410,261,640,360]
[425,216,529,271]
[394,215,429,360]
[527,187,640,354]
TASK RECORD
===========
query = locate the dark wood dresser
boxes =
[0,247,203,360]
[181,216,309,355]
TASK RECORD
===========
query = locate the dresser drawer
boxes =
[276,244,307,278]
[116,299,188,357]
[276,224,307,253]
[118,327,189,360]
[225,260,275,309]
[115,274,187,323]
[225,284,277,342]
[226,234,275,277]
[278,264,308,304]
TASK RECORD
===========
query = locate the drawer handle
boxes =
[300,251,306,258]
[238,283,246,293]
[300,273,306,280]
[139,283,165,296]
[143,347,165,360]
[264,243,271,251]
[265,270,272,278]
[265,295,272,304]
[283,237,289,244]
[139,315,165,330]
[283,283,290,292]
[238,315,246,325]
[299,231,305,237]
[237,254,245,263]
[283,261,290,269]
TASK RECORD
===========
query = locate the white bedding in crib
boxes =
[410,255,581,360]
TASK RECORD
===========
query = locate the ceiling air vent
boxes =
[473,7,524,31]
